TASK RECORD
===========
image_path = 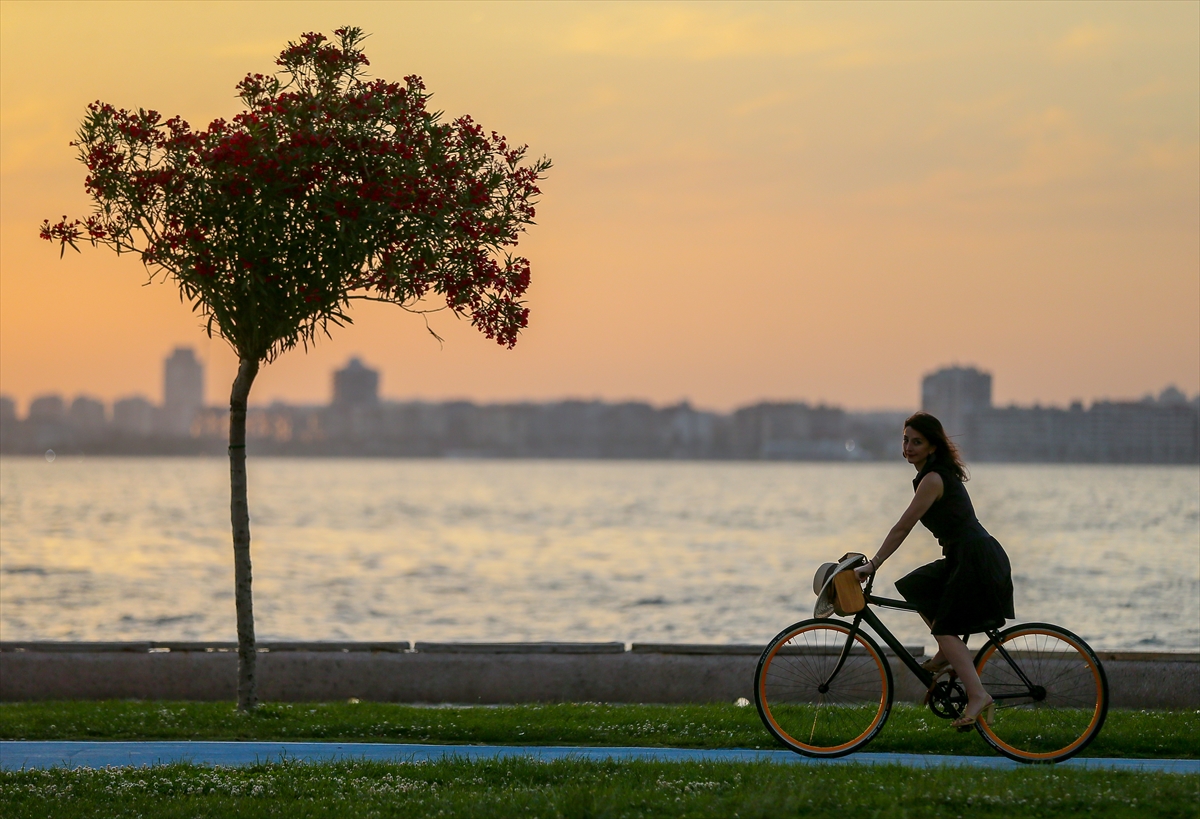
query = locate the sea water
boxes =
[1,457,1196,652]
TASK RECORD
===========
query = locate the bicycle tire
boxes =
[973,622,1108,763]
[754,618,893,757]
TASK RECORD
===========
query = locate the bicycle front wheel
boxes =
[754,618,893,757]
[974,623,1108,763]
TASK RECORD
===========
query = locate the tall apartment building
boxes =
[332,358,380,406]
[921,366,992,453]
[161,347,204,436]
[325,358,382,442]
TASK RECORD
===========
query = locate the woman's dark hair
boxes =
[904,411,968,481]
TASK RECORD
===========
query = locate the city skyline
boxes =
[3,347,1196,418]
[2,2,1197,412]
[4,350,1194,463]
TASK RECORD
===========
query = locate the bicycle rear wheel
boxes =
[754,618,893,757]
[974,623,1108,763]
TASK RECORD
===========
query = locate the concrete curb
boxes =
[2,643,1196,708]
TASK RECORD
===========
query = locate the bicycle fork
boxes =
[809,614,869,744]
[818,612,868,693]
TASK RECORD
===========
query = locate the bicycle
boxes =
[753,554,1109,763]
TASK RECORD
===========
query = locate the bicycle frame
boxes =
[824,574,1042,702]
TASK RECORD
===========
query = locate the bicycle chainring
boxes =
[927,679,968,720]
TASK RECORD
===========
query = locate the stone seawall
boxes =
[2,642,1196,709]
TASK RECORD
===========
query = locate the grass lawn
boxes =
[1,701,1196,759]
[3,757,1197,819]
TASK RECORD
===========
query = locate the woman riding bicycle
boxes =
[855,411,1015,731]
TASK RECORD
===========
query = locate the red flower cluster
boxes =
[42,26,550,358]
[38,215,108,256]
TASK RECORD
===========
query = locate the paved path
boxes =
[2,741,1196,774]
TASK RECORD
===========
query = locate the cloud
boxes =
[557,4,866,61]
[1130,138,1199,173]
[920,92,1019,141]
[0,98,80,175]
[573,84,623,114]
[1122,77,1171,103]
[209,39,287,60]
[731,90,793,118]
[839,105,1119,220]
[1050,24,1117,61]
[1001,106,1112,187]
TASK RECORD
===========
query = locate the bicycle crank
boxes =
[927,679,968,720]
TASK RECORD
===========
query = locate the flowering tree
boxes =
[42,27,550,710]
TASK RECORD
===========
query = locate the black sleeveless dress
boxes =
[894,457,1015,636]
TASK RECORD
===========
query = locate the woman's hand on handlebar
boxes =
[854,558,876,583]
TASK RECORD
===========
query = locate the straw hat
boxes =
[812,553,868,618]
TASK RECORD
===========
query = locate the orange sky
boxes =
[2,1,1197,412]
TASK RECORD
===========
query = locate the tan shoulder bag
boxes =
[831,566,866,616]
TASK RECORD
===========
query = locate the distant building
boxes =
[730,402,854,460]
[1153,385,1188,407]
[972,397,1199,464]
[27,394,66,423]
[162,347,204,436]
[332,358,380,406]
[69,396,108,439]
[921,366,992,453]
[22,394,68,450]
[0,395,17,449]
[113,396,156,437]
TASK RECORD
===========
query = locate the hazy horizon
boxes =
[3,1,1197,413]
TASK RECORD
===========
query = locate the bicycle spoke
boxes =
[975,625,1107,763]
[755,620,891,757]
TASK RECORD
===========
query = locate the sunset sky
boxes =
[2,1,1197,412]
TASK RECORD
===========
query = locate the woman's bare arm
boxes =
[856,472,943,579]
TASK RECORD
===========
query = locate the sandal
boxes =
[920,657,951,677]
[951,697,995,732]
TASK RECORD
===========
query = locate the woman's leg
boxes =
[921,615,946,665]
[933,633,992,720]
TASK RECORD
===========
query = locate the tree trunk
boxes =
[229,356,260,711]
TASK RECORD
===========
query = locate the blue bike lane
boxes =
[2,741,1196,774]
